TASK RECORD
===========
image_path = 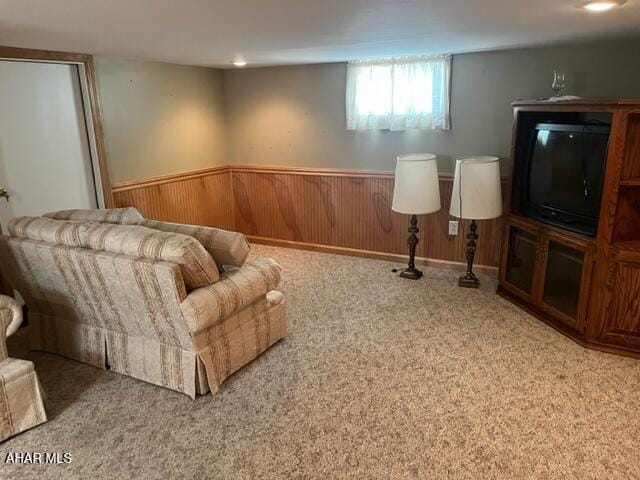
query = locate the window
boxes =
[345,55,451,131]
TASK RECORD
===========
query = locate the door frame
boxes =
[0,45,113,208]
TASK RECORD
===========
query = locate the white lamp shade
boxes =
[449,156,503,220]
[392,154,441,215]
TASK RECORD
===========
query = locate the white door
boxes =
[0,60,99,232]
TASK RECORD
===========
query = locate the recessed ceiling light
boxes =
[581,0,625,11]
[232,60,247,67]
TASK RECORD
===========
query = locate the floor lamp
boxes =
[449,156,503,288]
[392,154,441,280]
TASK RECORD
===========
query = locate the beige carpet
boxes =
[3,245,640,479]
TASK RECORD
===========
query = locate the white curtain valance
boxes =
[346,55,451,131]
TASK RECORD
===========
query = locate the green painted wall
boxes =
[95,57,227,183]
[95,36,640,182]
[223,37,640,173]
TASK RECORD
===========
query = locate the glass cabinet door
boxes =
[501,216,594,332]
[541,241,586,320]
[505,225,539,295]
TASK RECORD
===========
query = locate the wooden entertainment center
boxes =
[498,99,640,358]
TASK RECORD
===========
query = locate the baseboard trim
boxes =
[247,235,499,276]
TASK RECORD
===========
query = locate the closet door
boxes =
[0,60,99,230]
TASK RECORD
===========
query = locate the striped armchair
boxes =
[0,209,287,398]
[0,295,47,442]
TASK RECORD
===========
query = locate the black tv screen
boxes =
[523,123,609,236]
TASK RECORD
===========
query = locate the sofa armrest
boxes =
[0,295,22,361]
[180,257,282,333]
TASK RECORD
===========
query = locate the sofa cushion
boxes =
[44,207,143,225]
[79,223,219,289]
[139,220,250,269]
[8,217,219,289]
[41,209,250,269]
[7,217,85,247]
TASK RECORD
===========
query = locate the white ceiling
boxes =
[1,0,639,68]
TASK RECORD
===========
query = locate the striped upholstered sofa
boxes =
[0,208,286,398]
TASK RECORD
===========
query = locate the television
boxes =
[521,122,610,237]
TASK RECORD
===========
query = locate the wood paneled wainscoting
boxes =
[112,166,235,231]
[112,165,507,272]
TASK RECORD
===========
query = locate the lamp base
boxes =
[400,268,423,280]
[399,214,423,280]
[458,219,480,288]
[458,273,479,288]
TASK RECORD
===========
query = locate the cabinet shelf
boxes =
[619,179,640,187]
[508,213,595,248]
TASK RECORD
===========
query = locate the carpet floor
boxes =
[2,245,640,479]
